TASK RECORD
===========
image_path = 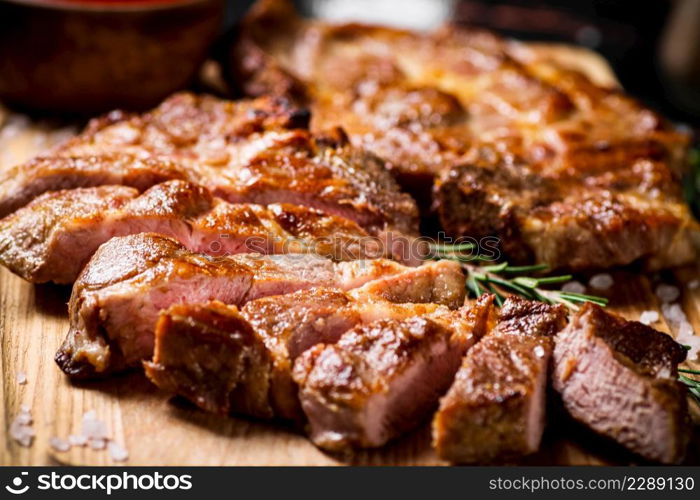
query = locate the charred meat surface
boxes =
[0,179,399,284]
[59,232,464,378]
[552,303,690,464]
[231,0,697,270]
[0,93,419,239]
[146,292,490,428]
[432,298,567,464]
[292,294,494,451]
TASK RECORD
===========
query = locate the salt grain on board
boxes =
[108,442,129,462]
[89,438,107,451]
[639,310,659,325]
[49,437,71,453]
[655,284,680,304]
[588,273,613,290]
[68,434,88,447]
[562,281,586,294]
[16,371,27,385]
[9,407,34,447]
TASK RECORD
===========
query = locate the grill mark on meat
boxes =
[552,303,690,464]
[58,233,464,379]
[0,93,418,240]
[145,292,490,427]
[0,179,402,284]
[231,0,697,271]
[432,297,568,464]
[292,294,494,451]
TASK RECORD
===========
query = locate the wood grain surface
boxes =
[0,51,698,466]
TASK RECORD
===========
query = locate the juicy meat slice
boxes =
[434,158,699,270]
[432,297,568,464]
[552,303,690,464]
[292,295,494,451]
[145,291,490,425]
[0,179,393,284]
[348,259,466,309]
[0,92,419,239]
[0,154,186,219]
[58,232,464,378]
[231,0,697,271]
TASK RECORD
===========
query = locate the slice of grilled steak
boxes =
[432,298,568,464]
[146,291,442,421]
[0,93,419,240]
[292,295,494,451]
[231,0,697,271]
[434,157,698,270]
[0,179,395,284]
[58,232,464,378]
[552,303,690,464]
[145,292,487,425]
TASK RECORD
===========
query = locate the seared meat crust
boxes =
[0,92,419,239]
[432,297,567,463]
[0,179,399,284]
[552,303,690,464]
[232,0,697,270]
[58,233,464,378]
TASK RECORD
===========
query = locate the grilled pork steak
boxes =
[146,292,489,427]
[293,295,494,451]
[232,0,697,270]
[58,233,464,378]
[0,179,397,284]
[432,298,568,464]
[0,93,419,240]
[552,303,690,464]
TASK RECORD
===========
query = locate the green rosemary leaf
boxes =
[679,368,700,375]
[535,275,573,285]
[503,263,549,274]
[513,276,539,289]
[481,261,509,273]
[485,276,536,298]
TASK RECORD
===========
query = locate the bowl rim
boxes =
[1,0,219,13]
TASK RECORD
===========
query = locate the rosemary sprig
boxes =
[679,372,700,407]
[427,243,608,311]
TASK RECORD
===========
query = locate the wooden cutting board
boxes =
[1,50,699,466]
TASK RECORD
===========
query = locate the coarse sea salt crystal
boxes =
[49,437,71,452]
[639,310,659,325]
[108,442,129,462]
[662,303,687,326]
[677,321,694,339]
[68,434,88,447]
[533,345,546,358]
[562,281,586,294]
[82,412,107,440]
[655,284,680,304]
[588,273,613,290]
[89,438,107,451]
[16,371,27,385]
[9,407,34,447]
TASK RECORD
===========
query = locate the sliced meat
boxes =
[434,159,699,270]
[0,93,419,239]
[58,233,464,378]
[552,303,690,464]
[0,179,395,284]
[231,0,697,271]
[432,297,568,464]
[0,154,186,219]
[292,295,494,451]
[145,292,490,425]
